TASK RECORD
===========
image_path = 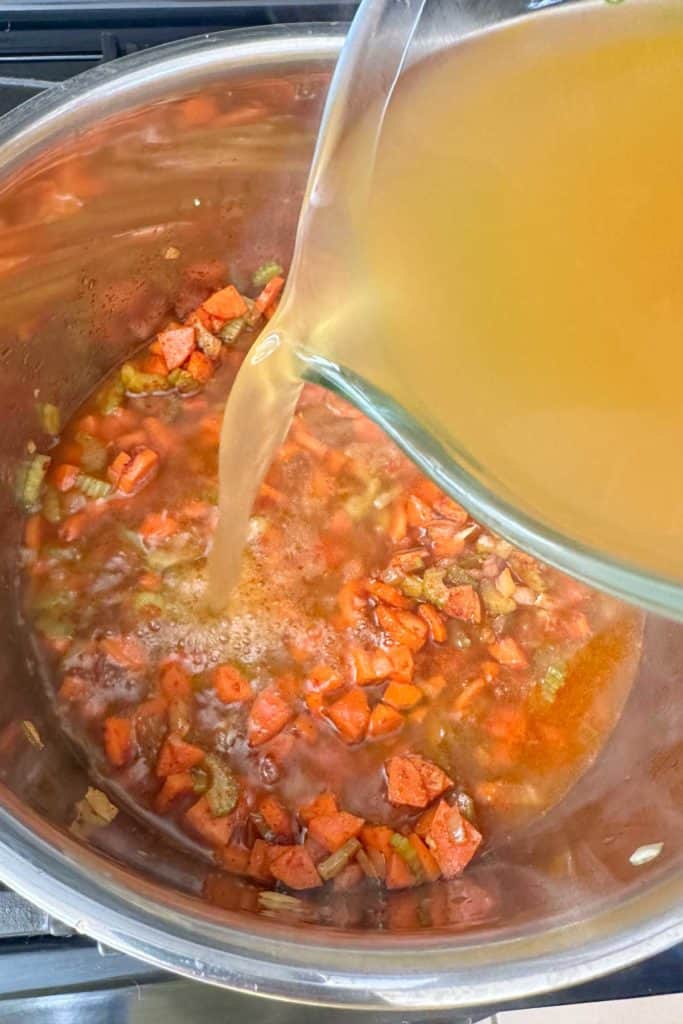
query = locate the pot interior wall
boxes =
[0,33,680,951]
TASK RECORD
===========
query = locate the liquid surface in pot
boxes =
[19,270,642,907]
[209,0,683,612]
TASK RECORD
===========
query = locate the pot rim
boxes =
[0,22,680,1010]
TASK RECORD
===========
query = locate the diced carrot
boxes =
[247,838,273,882]
[386,850,416,890]
[184,795,235,846]
[376,606,428,652]
[417,603,447,643]
[100,634,148,669]
[157,325,196,370]
[58,674,86,701]
[419,674,447,700]
[139,512,179,543]
[444,585,481,624]
[347,647,392,685]
[107,451,131,487]
[23,514,42,551]
[159,661,192,700]
[53,463,80,493]
[385,754,453,808]
[488,636,528,669]
[432,496,468,527]
[366,846,387,880]
[305,691,325,718]
[216,844,250,875]
[258,481,286,505]
[247,685,293,747]
[486,704,528,745]
[480,660,500,682]
[258,795,293,841]
[337,580,366,626]
[59,511,89,542]
[361,824,394,857]
[76,414,99,436]
[307,664,343,696]
[299,792,338,824]
[293,712,317,744]
[185,350,214,383]
[326,688,370,744]
[365,579,411,609]
[325,450,348,476]
[423,798,482,879]
[251,276,284,319]
[203,284,248,321]
[148,338,164,355]
[270,845,321,890]
[451,677,487,718]
[408,832,441,883]
[116,430,148,451]
[118,447,159,495]
[155,771,194,813]
[213,664,252,703]
[383,682,423,712]
[406,494,432,527]
[412,478,441,505]
[141,353,169,377]
[308,811,364,852]
[156,733,205,777]
[386,644,414,683]
[103,716,132,767]
[388,499,408,543]
[367,702,404,740]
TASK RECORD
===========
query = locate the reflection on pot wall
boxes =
[0,31,680,955]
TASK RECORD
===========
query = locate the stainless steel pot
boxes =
[0,20,680,1012]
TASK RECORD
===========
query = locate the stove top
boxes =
[0,4,680,1020]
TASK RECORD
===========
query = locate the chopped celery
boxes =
[195,321,221,359]
[252,260,283,289]
[191,766,209,793]
[167,368,200,394]
[390,833,424,883]
[444,564,475,587]
[539,661,567,703]
[41,486,62,524]
[76,474,112,500]
[422,567,449,608]
[219,316,246,346]
[75,433,108,473]
[480,579,516,616]
[96,376,125,415]
[21,720,43,749]
[120,362,170,395]
[37,402,60,435]
[204,754,239,817]
[133,591,166,611]
[42,545,77,562]
[19,453,50,510]
[400,575,424,600]
[258,891,304,914]
[117,524,146,552]
[34,614,73,640]
[318,837,360,881]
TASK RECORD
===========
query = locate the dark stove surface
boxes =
[0,5,680,1019]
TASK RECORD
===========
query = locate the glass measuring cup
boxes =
[215,0,683,620]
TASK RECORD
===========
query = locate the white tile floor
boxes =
[494,991,683,1024]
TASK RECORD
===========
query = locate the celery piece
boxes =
[41,486,62,524]
[390,832,424,883]
[75,432,108,474]
[38,402,60,436]
[133,591,166,612]
[219,317,246,346]
[76,474,112,500]
[539,662,567,703]
[400,575,424,600]
[96,376,125,415]
[168,368,200,394]
[20,453,51,510]
[480,579,516,616]
[204,754,239,817]
[318,838,361,881]
[120,362,170,395]
[195,321,221,359]
[252,260,283,289]
[422,567,449,608]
